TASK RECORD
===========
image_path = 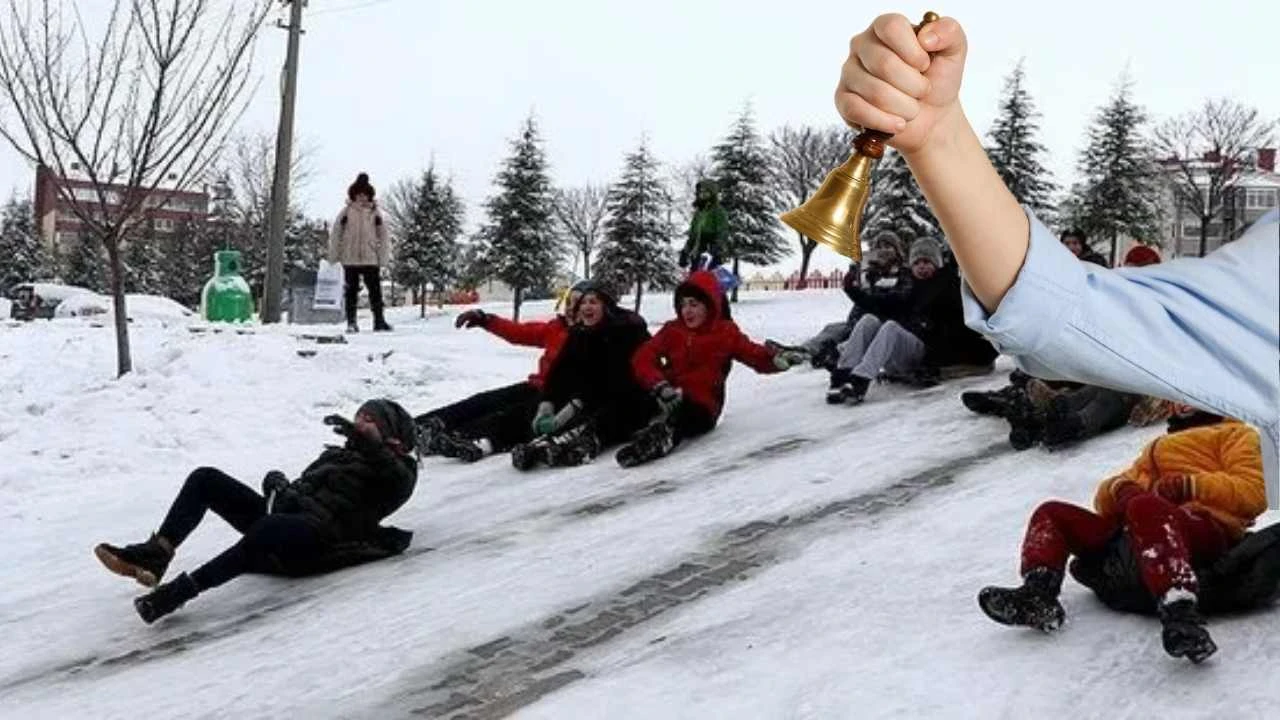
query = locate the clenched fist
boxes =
[835,13,967,153]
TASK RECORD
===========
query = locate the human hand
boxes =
[1155,475,1194,504]
[835,13,967,153]
[455,309,488,329]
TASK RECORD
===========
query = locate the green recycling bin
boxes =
[200,250,255,322]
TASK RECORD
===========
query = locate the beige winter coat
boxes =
[328,200,390,267]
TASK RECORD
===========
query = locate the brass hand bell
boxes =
[780,11,940,262]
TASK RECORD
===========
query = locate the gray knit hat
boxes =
[908,237,944,268]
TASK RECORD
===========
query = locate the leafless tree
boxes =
[553,184,607,279]
[223,130,317,228]
[0,0,270,376]
[1154,98,1276,256]
[769,124,854,286]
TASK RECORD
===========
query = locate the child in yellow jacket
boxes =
[978,404,1266,664]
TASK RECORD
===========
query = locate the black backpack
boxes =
[1069,522,1280,616]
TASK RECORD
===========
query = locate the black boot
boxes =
[616,421,676,468]
[433,430,485,463]
[978,566,1066,632]
[415,416,446,457]
[544,422,602,467]
[95,534,173,587]
[372,312,392,332]
[1006,394,1045,451]
[511,436,552,471]
[1159,597,1216,663]
[826,368,852,404]
[134,572,199,624]
[827,374,871,405]
[961,385,1020,418]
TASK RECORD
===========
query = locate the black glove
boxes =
[262,470,290,513]
[262,470,289,497]
[455,309,489,329]
[652,382,683,415]
[323,414,354,437]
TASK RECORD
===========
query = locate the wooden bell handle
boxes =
[853,11,941,158]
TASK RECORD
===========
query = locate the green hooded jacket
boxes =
[682,179,729,266]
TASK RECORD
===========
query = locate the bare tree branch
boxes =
[1154,98,1277,256]
[553,184,608,279]
[769,124,853,284]
[0,0,271,376]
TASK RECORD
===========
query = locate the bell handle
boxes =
[850,11,942,158]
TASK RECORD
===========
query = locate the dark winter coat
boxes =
[846,263,997,367]
[1077,247,1110,268]
[483,314,572,390]
[632,271,780,420]
[271,433,417,544]
[542,303,652,412]
[843,264,914,326]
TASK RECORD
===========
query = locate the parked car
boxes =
[5,283,96,321]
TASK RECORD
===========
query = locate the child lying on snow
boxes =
[616,270,806,467]
[977,404,1266,663]
[95,399,418,624]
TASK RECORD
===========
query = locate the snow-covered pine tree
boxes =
[986,59,1057,221]
[393,165,466,316]
[0,196,49,290]
[475,115,561,320]
[712,104,788,297]
[860,149,939,245]
[284,212,326,275]
[122,223,165,294]
[1065,73,1163,264]
[60,236,107,292]
[594,139,679,311]
[159,218,220,308]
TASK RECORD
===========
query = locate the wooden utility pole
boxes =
[262,0,304,323]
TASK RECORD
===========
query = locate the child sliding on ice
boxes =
[617,270,805,467]
[95,399,419,624]
[977,404,1266,663]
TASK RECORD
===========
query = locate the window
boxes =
[1181,221,1201,238]
[154,218,175,232]
[1205,223,1222,239]
[1246,189,1278,209]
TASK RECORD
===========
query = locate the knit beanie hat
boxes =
[871,230,906,264]
[1123,245,1161,267]
[908,236,944,268]
[348,172,376,201]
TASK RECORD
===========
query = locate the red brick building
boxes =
[33,163,210,251]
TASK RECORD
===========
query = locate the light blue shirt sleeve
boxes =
[962,208,1280,507]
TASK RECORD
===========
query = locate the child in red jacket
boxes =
[619,271,804,466]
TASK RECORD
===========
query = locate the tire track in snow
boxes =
[377,441,1009,719]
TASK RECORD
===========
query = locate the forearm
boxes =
[902,107,1029,311]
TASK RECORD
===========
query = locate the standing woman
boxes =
[329,172,392,332]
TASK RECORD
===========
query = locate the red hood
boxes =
[674,271,724,325]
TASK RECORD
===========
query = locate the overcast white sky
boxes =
[2,0,1277,273]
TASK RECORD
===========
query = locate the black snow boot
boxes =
[1005,394,1045,451]
[416,416,446,457]
[978,566,1066,632]
[346,321,360,333]
[1159,597,1217,663]
[95,534,173,587]
[511,436,552,471]
[616,421,676,468]
[134,572,199,624]
[811,344,838,371]
[433,430,485,463]
[544,422,602,467]
[828,373,870,405]
[961,385,1021,418]
[373,312,393,332]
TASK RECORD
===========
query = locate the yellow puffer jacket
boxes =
[1094,420,1266,538]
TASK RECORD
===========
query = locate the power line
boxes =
[311,0,397,17]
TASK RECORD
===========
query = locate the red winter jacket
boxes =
[484,315,571,390]
[632,271,780,419]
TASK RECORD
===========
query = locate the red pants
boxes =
[1020,493,1231,598]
